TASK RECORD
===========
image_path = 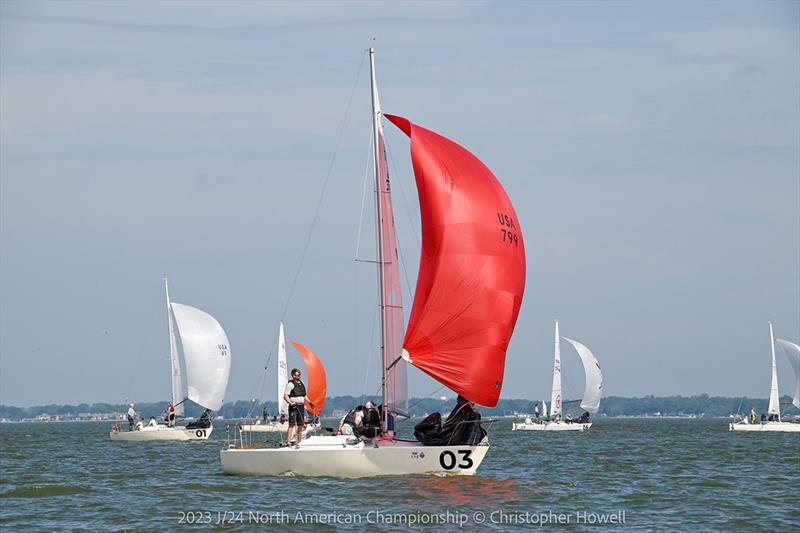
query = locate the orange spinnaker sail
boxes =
[289,340,327,416]
[386,114,527,407]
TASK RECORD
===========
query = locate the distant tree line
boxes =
[2,394,797,421]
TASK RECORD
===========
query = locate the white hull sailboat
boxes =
[221,48,526,477]
[221,435,488,477]
[111,279,232,442]
[513,321,602,432]
[730,322,800,433]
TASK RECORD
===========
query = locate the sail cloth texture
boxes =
[278,323,288,416]
[386,114,526,407]
[289,340,327,416]
[167,306,184,417]
[550,322,562,418]
[170,303,231,412]
[377,128,408,417]
[776,339,800,409]
[562,337,603,414]
[768,323,780,416]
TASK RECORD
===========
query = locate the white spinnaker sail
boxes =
[776,338,800,410]
[562,336,603,415]
[171,303,231,412]
[165,279,184,416]
[550,321,562,418]
[278,322,288,416]
[767,322,780,417]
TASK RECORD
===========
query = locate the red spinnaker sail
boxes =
[385,114,526,407]
[289,340,327,416]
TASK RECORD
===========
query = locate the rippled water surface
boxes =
[1,419,798,531]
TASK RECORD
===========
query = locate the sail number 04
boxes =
[439,449,473,470]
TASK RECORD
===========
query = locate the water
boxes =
[1,419,798,531]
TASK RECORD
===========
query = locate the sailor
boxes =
[534,404,540,420]
[338,405,365,435]
[284,368,313,446]
[358,401,381,438]
[127,404,137,429]
[166,402,175,427]
[749,407,757,424]
[262,405,269,423]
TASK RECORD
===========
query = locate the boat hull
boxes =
[220,435,488,477]
[110,425,213,441]
[512,421,591,431]
[729,421,800,432]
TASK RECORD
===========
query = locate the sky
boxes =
[1,1,798,407]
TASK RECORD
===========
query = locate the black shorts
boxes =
[288,404,304,427]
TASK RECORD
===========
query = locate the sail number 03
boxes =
[497,212,519,247]
[439,450,473,470]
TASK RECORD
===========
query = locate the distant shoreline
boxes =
[2,394,797,422]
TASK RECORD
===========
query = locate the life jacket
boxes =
[288,379,306,398]
[363,407,380,428]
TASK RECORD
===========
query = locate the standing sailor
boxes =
[283,368,313,446]
[127,404,137,429]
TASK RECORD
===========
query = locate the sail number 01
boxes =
[439,449,473,470]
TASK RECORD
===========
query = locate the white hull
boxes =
[512,421,591,431]
[729,421,800,432]
[110,424,213,441]
[220,435,489,478]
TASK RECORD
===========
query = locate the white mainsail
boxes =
[278,322,288,416]
[775,338,800,410]
[550,321,562,418]
[767,321,780,417]
[171,303,231,412]
[369,49,408,421]
[542,400,548,419]
[562,336,603,415]
[164,278,184,416]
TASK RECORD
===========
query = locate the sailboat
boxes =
[110,279,232,441]
[220,48,526,477]
[239,322,324,435]
[512,321,602,431]
[729,322,800,432]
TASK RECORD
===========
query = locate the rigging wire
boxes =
[245,50,369,419]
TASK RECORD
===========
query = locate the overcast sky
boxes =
[1,1,798,407]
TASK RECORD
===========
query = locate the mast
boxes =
[165,277,183,416]
[550,320,562,418]
[768,321,780,420]
[369,47,389,432]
